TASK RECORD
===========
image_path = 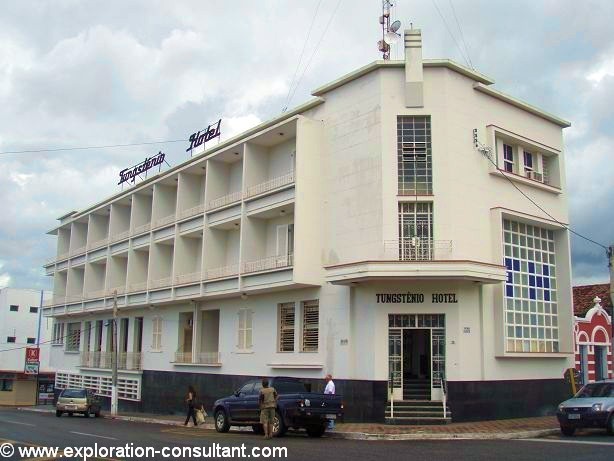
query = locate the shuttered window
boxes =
[301,300,319,352]
[238,309,253,350]
[278,302,295,352]
[151,317,162,351]
[65,322,81,352]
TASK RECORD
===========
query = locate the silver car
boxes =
[556,379,614,436]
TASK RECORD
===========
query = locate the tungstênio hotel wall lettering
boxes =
[376,293,458,303]
[118,152,166,186]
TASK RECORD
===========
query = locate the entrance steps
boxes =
[385,400,452,425]
[402,379,430,401]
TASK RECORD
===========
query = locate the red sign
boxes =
[26,347,40,362]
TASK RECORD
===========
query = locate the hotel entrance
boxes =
[388,314,445,401]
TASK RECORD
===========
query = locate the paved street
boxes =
[0,408,612,460]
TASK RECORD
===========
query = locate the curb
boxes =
[16,408,559,441]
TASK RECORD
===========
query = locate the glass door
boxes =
[431,328,445,400]
[388,329,402,401]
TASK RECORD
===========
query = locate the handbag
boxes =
[195,407,206,425]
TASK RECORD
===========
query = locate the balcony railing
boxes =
[65,294,83,304]
[383,239,453,261]
[56,251,70,261]
[127,281,148,293]
[174,271,202,285]
[110,230,130,243]
[152,213,176,229]
[85,289,106,300]
[106,286,126,297]
[177,204,204,220]
[174,351,193,364]
[80,351,142,371]
[87,237,108,251]
[131,223,151,235]
[44,295,66,307]
[69,245,87,257]
[149,276,172,289]
[244,171,295,199]
[205,264,240,280]
[196,352,221,364]
[242,254,293,274]
[206,191,242,211]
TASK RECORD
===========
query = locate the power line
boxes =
[282,0,324,112]
[0,139,188,157]
[480,147,608,251]
[285,0,343,110]
[448,0,474,69]
[431,0,471,68]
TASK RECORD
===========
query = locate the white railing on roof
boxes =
[244,171,295,199]
[242,254,293,274]
[206,191,242,211]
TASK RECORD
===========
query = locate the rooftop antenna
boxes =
[378,1,401,59]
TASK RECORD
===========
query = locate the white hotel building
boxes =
[43,29,574,423]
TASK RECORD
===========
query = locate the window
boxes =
[523,150,533,174]
[238,309,253,350]
[30,306,38,314]
[278,302,296,352]
[27,337,36,344]
[52,322,65,344]
[503,144,514,173]
[237,381,255,396]
[397,116,432,195]
[151,317,162,351]
[398,202,433,260]
[301,300,319,352]
[65,322,81,352]
[6,337,16,343]
[503,219,558,353]
[1,379,13,391]
[9,305,18,312]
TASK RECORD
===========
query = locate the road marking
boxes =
[0,420,36,427]
[69,431,118,440]
[521,438,614,447]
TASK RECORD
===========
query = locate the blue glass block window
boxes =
[502,219,558,353]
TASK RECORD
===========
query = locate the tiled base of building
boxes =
[91,371,570,423]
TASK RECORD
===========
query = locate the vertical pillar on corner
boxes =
[404,29,424,108]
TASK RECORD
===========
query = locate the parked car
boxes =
[56,388,101,418]
[556,379,614,436]
[213,377,344,437]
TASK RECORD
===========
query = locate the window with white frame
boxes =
[151,317,162,351]
[238,308,253,350]
[301,300,319,352]
[503,144,514,173]
[397,115,432,195]
[278,302,296,352]
[52,322,65,344]
[523,150,533,174]
[65,322,81,352]
[398,202,433,261]
[503,219,559,353]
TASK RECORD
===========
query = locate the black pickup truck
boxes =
[212,377,343,437]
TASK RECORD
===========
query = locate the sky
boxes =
[0,0,612,290]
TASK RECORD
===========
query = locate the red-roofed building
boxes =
[573,284,612,383]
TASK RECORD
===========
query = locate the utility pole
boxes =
[111,290,118,416]
[35,289,43,406]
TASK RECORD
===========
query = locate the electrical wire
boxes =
[285,0,343,111]
[448,0,474,70]
[282,0,324,112]
[431,0,471,68]
[481,148,608,251]
[0,139,188,157]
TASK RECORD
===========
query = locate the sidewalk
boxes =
[18,406,560,441]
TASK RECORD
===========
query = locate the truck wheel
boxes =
[215,410,230,433]
[55,410,62,417]
[272,411,287,437]
[83,408,90,418]
[607,414,614,435]
[560,425,575,437]
[252,424,264,434]
[306,423,327,438]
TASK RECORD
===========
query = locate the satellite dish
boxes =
[384,31,400,45]
[390,20,401,33]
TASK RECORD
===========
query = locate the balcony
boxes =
[132,223,151,235]
[87,237,108,251]
[174,271,202,285]
[69,245,87,257]
[106,286,126,296]
[242,254,293,274]
[152,213,176,229]
[205,264,240,280]
[127,281,148,293]
[244,171,294,200]
[109,230,130,244]
[80,351,142,371]
[325,239,507,285]
[177,204,204,221]
[85,289,106,300]
[64,294,83,304]
[174,351,221,365]
[206,191,242,212]
[149,276,172,290]
[174,351,192,364]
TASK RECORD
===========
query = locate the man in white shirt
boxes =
[324,374,335,430]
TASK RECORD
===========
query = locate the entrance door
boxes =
[595,346,606,381]
[402,329,431,401]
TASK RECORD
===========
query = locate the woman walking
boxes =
[184,385,198,426]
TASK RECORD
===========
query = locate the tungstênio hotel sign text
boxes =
[376,293,458,303]
[118,152,166,186]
